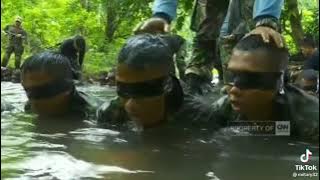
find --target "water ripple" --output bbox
[6,151,154,179]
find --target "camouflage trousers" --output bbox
[1,44,24,69]
[218,35,242,83]
[186,0,254,82]
[186,0,230,81]
[219,0,254,84]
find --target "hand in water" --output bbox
[246,26,284,48]
[133,17,170,34]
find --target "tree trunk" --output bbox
[286,0,304,49]
[105,0,118,42]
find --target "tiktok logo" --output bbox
[300,149,312,163]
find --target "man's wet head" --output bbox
[116,34,183,127]
[21,52,74,116]
[226,34,289,120]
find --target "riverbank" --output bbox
[1,50,117,84]
[1,66,115,86]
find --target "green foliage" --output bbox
[1,0,318,74]
[281,0,319,54]
[1,0,153,74]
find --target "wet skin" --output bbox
[21,71,72,117]
[227,50,279,121]
[116,64,169,127]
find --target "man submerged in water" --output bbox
[96,34,222,130]
[21,51,99,119]
[211,34,319,142]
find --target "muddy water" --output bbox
[1,82,319,180]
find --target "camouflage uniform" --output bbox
[186,0,230,81]
[173,40,187,80]
[1,24,27,69]
[211,84,319,141]
[219,0,255,83]
[152,0,283,86]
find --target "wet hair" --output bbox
[21,51,73,80]
[301,69,318,82]
[300,35,316,48]
[117,34,183,70]
[233,34,289,71]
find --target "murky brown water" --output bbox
[1,81,319,180]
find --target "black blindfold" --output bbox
[224,70,282,90]
[116,77,167,98]
[24,79,74,99]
